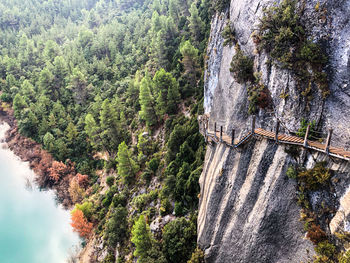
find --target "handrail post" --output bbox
[275,120,280,143]
[324,128,333,154]
[214,122,217,139]
[251,115,256,134]
[231,129,235,145]
[303,125,310,147]
[220,126,223,142]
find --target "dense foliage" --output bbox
[0,0,214,261]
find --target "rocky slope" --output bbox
[198,0,350,262]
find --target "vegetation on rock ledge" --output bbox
[256,0,329,97]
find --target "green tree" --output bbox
[163,217,197,263]
[84,113,101,150]
[169,0,180,23]
[100,98,126,154]
[52,56,68,101]
[116,141,139,184]
[153,68,180,115]
[65,122,78,144]
[17,107,39,138]
[167,124,187,162]
[139,75,157,126]
[13,94,28,119]
[105,205,128,247]
[179,40,200,95]
[43,40,59,62]
[137,132,152,157]
[187,248,205,263]
[20,80,36,102]
[69,68,89,104]
[43,132,55,152]
[38,68,55,97]
[131,215,152,260]
[188,2,205,43]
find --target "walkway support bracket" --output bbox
[214,122,217,139]
[275,120,280,143]
[251,116,256,134]
[220,126,223,142]
[303,125,310,147]
[231,129,235,145]
[325,128,333,154]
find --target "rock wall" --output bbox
[199,0,350,262]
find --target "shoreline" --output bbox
[0,103,92,262]
[0,109,82,262]
[0,103,75,207]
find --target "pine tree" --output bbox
[131,215,152,259]
[180,40,200,95]
[116,141,139,184]
[188,2,205,43]
[20,80,36,102]
[166,78,180,114]
[38,68,54,96]
[151,30,168,68]
[17,107,39,138]
[43,40,59,62]
[100,98,124,154]
[13,94,28,119]
[65,122,78,144]
[153,68,180,115]
[84,113,101,150]
[139,75,157,126]
[169,0,180,23]
[52,56,68,101]
[69,68,89,105]
[151,11,163,33]
[105,206,128,247]
[43,132,55,152]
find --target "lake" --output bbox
[0,123,80,263]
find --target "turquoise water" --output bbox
[0,124,80,263]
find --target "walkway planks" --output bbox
[198,116,350,162]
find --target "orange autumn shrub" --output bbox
[76,173,89,187]
[48,161,68,182]
[71,208,93,239]
[307,224,326,244]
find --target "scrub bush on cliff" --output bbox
[162,217,197,263]
[230,45,254,84]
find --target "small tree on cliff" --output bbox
[48,161,68,182]
[179,40,200,96]
[139,74,158,127]
[131,215,152,259]
[71,208,93,239]
[69,177,84,204]
[13,93,28,119]
[116,141,139,184]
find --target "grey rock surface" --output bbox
[199,0,350,262]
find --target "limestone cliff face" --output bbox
[199,1,350,262]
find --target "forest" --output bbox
[0,0,227,262]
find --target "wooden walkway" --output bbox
[199,115,350,162]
